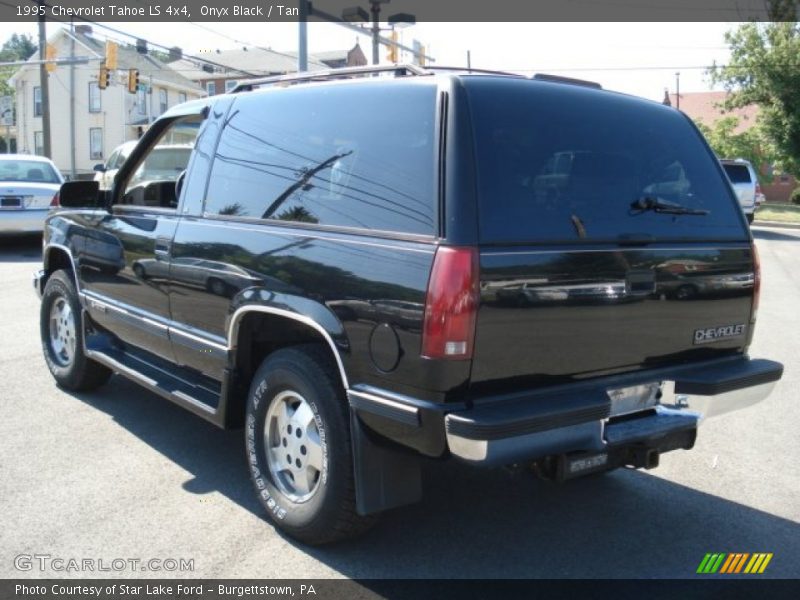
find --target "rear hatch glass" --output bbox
[464,78,747,244]
[722,163,752,184]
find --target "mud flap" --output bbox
[349,408,423,515]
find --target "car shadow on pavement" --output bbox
[752,228,800,242]
[69,375,799,579]
[0,234,42,263]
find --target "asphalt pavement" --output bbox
[0,227,798,579]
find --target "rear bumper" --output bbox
[348,356,782,466]
[0,208,48,234]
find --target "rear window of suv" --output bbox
[204,81,436,235]
[722,163,752,184]
[465,78,746,243]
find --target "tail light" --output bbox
[421,246,479,360]
[49,192,60,207]
[755,182,762,196]
[751,243,761,322]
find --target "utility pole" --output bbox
[675,71,680,110]
[370,1,381,65]
[69,21,76,179]
[467,50,471,72]
[298,0,308,72]
[37,1,51,158]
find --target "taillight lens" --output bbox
[50,192,60,207]
[421,246,479,360]
[751,243,760,322]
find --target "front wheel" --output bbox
[245,344,377,545]
[40,270,112,391]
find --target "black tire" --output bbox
[245,344,377,545]
[40,270,112,391]
[132,263,146,279]
[206,277,227,296]
[746,213,755,225]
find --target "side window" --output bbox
[105,150,119,169]
[118,115,202,209]
[204,83,437,235]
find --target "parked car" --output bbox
[720,158,760,224]
[0,154,63,234]
[93,141,137,191]
[35,66,782,545]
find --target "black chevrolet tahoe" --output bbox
[34,65,783,544]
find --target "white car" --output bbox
[720,158,760,224]
[0,155,64,235]
[93,140,137,190]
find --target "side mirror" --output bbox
[59,180,104,208]
[93,163,107,173]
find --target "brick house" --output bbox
[669,91,797,202]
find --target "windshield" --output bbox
[465,79,746,243]
[0,159,60,184]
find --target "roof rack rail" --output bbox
[231,63,431,93]
[532,73,602,89]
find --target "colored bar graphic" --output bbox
[699,552,772,575]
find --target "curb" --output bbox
[752,220,800,230]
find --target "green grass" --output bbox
[755,203,800,224]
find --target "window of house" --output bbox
[159,88,168,114]
[88,82,101,113]
[34,131,43,155]
[178,92,187,104]
[225,80,238,93]
[33,87,42,117]
[206,82,216,96]
[89,128,103,160]
[136,89,147,115]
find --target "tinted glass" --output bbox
[204,82,436,235]
[723,164,752,184]
[0,159,60,183]
[466,79,746,243]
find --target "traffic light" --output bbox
[98,65,110,89]
[105,41,118,70]
[386,31,398,63]
[45,44,57,73]
[127,69,140,94]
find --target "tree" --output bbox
[0,33,37,96]
[695,116,771,182]
[709,22,800,177]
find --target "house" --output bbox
[669,91,797,202]
[168,42,367,96]
[10,25,204,179]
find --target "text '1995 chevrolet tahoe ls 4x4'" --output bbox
[35,65,783,544]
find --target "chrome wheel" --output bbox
[49,297,77,367]
[263,390,324,503]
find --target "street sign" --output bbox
[0,96,13,126]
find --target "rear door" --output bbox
[462,78,754,393]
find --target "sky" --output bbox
[0,20,738,101]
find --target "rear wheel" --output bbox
[40,270,112,391]
[746,213,755,225]
[245,344,377,545]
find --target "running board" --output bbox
[85,341,224,427]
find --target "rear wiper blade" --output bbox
[630,196,709,216]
